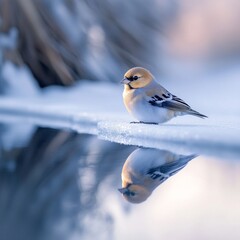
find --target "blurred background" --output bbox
[1,0,240,88]
[1,1,240,240]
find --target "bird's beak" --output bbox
[118,187,129,194]
[121,78,130,84]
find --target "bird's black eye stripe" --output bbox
[126,76,139,81]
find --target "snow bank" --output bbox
[0,62,240,159]
[1,95,239,160]
[0,98,105,135]
[98,119,240,159]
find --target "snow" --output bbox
[98,119,240,159]
[0,98,101,135]
[2,62,40,96]
[0,62,240,159]
[0,28,18,50]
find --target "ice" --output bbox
[0,62,240,158]
[0,98,100,135]
[1,90,239,159]
[0,76,128,136]
[98,118,240,159]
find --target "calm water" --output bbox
[0,123,240,240]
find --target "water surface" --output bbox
[0,123,240,240]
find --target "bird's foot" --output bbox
[145,122,158,125]
[130,121,158,125]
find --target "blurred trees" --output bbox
[0,0,166,87]
[0,0,82,87]
[1,0,239,88]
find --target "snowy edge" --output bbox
[98,121,240,160]
[0,97,240,160]
[0,98,100,135]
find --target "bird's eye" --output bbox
[130,192,135,196]
[133,76,138,80]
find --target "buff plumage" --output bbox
[121,67,207,124]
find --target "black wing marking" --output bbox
[147,162,187,180]
[147,155,196,181]
[148,93,191,111]
[148,92,171,106]
[148,92,207,118]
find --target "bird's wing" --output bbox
[145,86,207,118]
[147,154,196,181]
[145,87,191,112]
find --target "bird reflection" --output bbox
[119,148,197,204]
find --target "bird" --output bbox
[121,67,207,124]
[118,148,197,204]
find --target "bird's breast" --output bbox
[123,89,140,110]
[123,88,175,123]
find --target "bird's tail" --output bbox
[179,154,198,163]
[187,109,208,118]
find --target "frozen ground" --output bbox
[0,62,240,159]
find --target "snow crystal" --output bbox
[98,120,240,160]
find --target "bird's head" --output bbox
[118,184,151,204]
[121,67,154,89]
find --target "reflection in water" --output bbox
[0,124,134,240]
[1,123,240,240]
[0,127,81,240]
[119,148,197,204]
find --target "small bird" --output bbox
[118,148,197,204]
[121,67,207,124]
